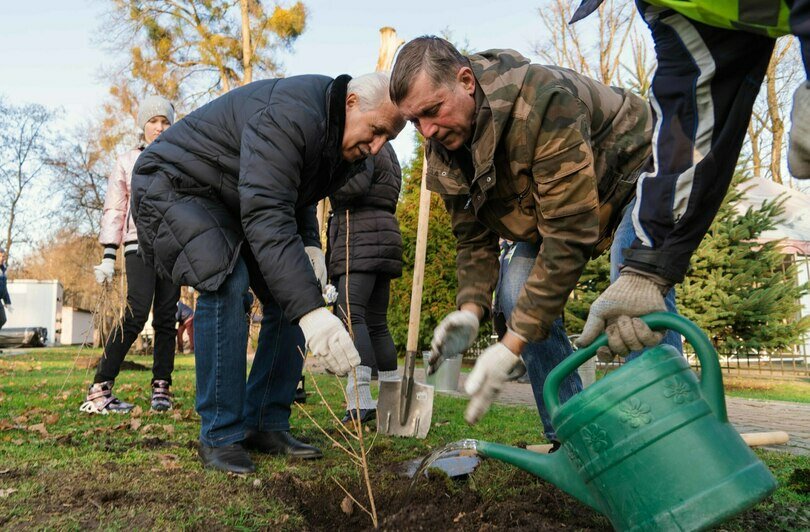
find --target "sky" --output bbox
[0,0,550,164]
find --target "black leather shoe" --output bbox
[198,443,255,474]
[242,430,323,460]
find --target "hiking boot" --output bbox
[79,381,134,414]
[150,380,173,411]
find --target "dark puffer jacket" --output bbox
[327,142,403,279]
[132,75,364,322]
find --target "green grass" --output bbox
[594,368,810,404]
[0,347,808,530]
[722,376,810,404]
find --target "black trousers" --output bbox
[627,1,777,282]
[95,253,180,384]
[0,303,6,330]
[333,272,397,372]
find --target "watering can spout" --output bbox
[475,440,600,512]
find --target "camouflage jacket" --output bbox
[425,49,652,342]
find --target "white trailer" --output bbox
[4,280,63,346]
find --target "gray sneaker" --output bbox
[79,381,134,414]
[150,380,173,412]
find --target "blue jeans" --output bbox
[610,199,683,361]
[194,256,305,447]
[496,241,582,441]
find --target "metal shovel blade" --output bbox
[377,350,434,439]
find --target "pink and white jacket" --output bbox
[99,147,144,256]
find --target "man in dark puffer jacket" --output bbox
[327,142,403,425]
[132,72,405,474]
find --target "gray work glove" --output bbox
[429,309,479,375]
[464,342,521,424]
[93,258,115,285]
[298,307,360,376]
[577,272,667,360]
[304,246,328,289]
[788,81,810,179]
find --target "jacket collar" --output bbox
[324,74,365,189]
[467,49,530,183]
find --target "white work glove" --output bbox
[464,342,521,424]
[428,309,479,375]
[322,283,338,305]
[577,272,666,360]
[298,307,360,376]
[304,246,328,289]
[93,258,115,285]
[788,82,810,179]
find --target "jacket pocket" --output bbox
[169,174,214,197]
[592,170,638,258]
[533,152,596,220]
[426,168,469,196]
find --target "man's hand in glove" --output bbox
[93,258,115,285]
[577,271,668,360]
[298,307,360,376]
[429,308,480,375]
[464,342,522,424]
[304,246,328,289]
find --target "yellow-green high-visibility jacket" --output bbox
[572,0,791,37]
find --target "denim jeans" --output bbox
[194,256,305,447]
[496,241,582,441]
[610,199,683,361]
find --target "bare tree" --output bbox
[0,100,55,259]
[743,38,803,185]
[48,123,115,235]
[533,0,640,87]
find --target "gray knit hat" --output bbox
[137,95,175,130]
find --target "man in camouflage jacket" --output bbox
[390,36,665,424]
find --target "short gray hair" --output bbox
[390,36,468,104]
[347,72,391,111]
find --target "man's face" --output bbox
[396,68,477,151]
[342,95,405,162]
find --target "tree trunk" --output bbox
[748,121,763,178]
[240,0,253,85]
[765,56,784,184]
[375,27,404,72]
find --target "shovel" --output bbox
[377,349,434,438]
[378,164,435,439]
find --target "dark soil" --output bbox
[267,465,611,531]
[2,452,807,531]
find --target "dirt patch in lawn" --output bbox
[1,451,807,531]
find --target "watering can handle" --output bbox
[543,312,727,423]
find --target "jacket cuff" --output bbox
[506,312,550,344]
[622,247,685,285]
[456,294,491,323]
[102,244,118,261]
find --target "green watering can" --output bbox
[475,313,777,531]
